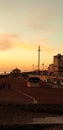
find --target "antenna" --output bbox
[38,46,41,74]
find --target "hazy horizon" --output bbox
[0,0,63,72]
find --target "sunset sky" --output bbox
[0,0,63,72]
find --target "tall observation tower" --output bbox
[38,46,41,74]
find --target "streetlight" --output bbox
[42,63,44,71]
[32,64,34,72]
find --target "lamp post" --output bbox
[32,64,34,72]
[42,63,44,72]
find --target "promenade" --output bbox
[0,75,63,104]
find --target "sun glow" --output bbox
[0,0,63,72]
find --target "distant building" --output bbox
[11,68,21,76]
[53,54,63,76]
[48,64,54,75]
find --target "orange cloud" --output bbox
[0,33,18,39]
[0,39,11,51]
[0,33,56,54]
[0,33,19,51]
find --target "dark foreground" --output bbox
[0,104,63,129]
[0,76,63,129]
[0,124,63,130]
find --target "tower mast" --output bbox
[38,46,41,74]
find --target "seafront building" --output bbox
[53,54,63,76]
[48,64,54,75]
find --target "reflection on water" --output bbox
[32,116,63,124]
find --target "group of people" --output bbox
[0,83,11,89]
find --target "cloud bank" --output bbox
[0,33,60,54]
[0,34,19,51]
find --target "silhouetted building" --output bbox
[48,64,54,75]
[11,68,21,76]
[53,54,63,76]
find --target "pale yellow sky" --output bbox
[0,0,63,72]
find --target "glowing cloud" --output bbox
[0,33,19,51]
[0,33,56,54]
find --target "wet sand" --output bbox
[0,104,63,125]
